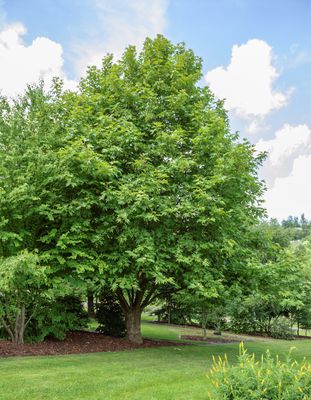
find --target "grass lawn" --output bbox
[0,320,311,400]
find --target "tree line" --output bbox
[155,217,311,339]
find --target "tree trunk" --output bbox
[297,320,300,337]
[167,306,171,325]
[1,303,35,345]
[87,291,95,318]
[13,307,25,344]
[14,328,24,344]
[202,307,208,339]
[125,307,142,344]
[116,284,158,344]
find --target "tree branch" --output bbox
[141,285,158,309]
[0,316,14,342]
[133,276,149,308]
[24,310,35,330]
[116,288,130,312]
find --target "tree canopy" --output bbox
[0,35,266,343]
[59,35,265,342]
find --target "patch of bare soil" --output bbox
[180,335,240,344]
[0,331,182,358]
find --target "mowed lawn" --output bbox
[0,321,311,400]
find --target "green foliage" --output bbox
[203,303,226,333]
[95,290,126,337]
[259,215,311,246]
[62,35,265,341]
[0,250,48,343]
[0,249,88,343]
[281,214,311,241]
[0,84,97,342]
[270,317,293,340]
[0,86,65,256]
[155,287,226,337]
[208,343,311,400]
[0,37,275,344]
[27,295,89,342]
[155,299,194,325]
[228,232,311,338]
[228,291,281,335]
[0,34,309,347]
[0,84,96,288]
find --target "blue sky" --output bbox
[0,0,311,220]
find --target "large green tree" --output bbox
[61,35,265,342]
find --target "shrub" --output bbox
[27,295,89,342]
[202,307,226,333]
[227,297,258,334]
[270,317,293,340]
[154,303,193,325]
[95,291,126,337]
[0,251,48,344]
[208,343,311,399]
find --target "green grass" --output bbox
[0,321,311,400]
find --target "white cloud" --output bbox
[0,23,76,98]
[74,0,169,75]
[264,155,311,220]
[255,124,311,219]
[257,124,311,167]
[256,124,311,187]
[247,120,269,134]
[205,39,290,120]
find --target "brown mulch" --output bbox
[0,331,183,358]
[180,335,240,344]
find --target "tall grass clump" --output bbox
[208,343,311,399]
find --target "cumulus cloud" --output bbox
[255,124,311,219]
[212,39,311,219]
[74,0,169,75]
[0,23,76,98]
[247,120,269,134]
[264,154,311,220]
[256,124,311,186]
[205,39,290,120]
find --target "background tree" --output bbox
[0,85,93,342]
[228,224,311,338]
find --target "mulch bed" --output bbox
[180,335,240,344]
[0,331,182,358]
